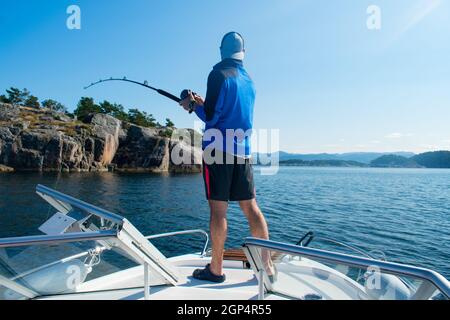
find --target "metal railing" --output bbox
[36,184,124,225]
[243,237,450,299]
[0,230,119,300]
[145,229,209,257]
[0,230,117,248]
[297,231,386,260]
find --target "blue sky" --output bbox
[1,0,449,153]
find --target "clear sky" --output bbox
[1,0,449,154]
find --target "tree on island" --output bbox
[74,97,102,120]
[74,97,159,128]
[128,108,157,127]
[6,87,27,105]
[24,95,40,109]
[98,101,128,122]
[1,87,167,128]
[1,87,31,106]
[42,99,67,113]
[0,87,71,112]
[165,118,175,127]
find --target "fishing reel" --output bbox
[180,89,197,114]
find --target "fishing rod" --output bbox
[84,77,195,113]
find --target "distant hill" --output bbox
[258,151,450,169]
[412,151,450,168]
[369,151,450,168]
[279,159,367,167]
[370,155,422,168]
[255,151,416,164]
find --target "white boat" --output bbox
[0,185,448,300]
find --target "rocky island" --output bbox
[0,103,202,173]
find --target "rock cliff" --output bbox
[0,103,202,173]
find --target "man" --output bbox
[179,32,270,283]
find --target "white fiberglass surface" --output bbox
[246,246,448,300]
[0,239,140,300]
[39,256,264,300]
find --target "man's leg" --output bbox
[209,199,229,276]
[239,199,275,277]
[239,199,269,240]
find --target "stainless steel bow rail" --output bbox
[297,231,382,259]
[0,185,211,300]
[243,237,450,300]
[0,229,209,300]
[36,184,124,226]
[146,229,209,257]
[0,230,117,248]
[0,231,119,299]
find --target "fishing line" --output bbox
[84,77,196,113]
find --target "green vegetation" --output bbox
[0,87,67,112]
[369,152,450,168]
[73,97,173,128]
[127,108,157,127]
[412,151,450,168]
[1,86,175,129]
[42,99,67,113]
[279,159,367,167]
[165,118,175,128]
[159,128,173,138]
[98,101,128,121]
[74,97,101,119]
[1,87,33,106]
[277,152,450,169]
[0,87,40,109]
[24,95,40,109]
[370,155,421,168]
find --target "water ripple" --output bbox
[0,167,449,279]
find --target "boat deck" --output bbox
[38,255,281,300]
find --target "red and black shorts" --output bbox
[202,152,255,202]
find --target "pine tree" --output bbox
[74,97,101,120]
[24,95,40,109]
[165,118,175,127]
[5,87,30,105]
[42,99,67,113]
[128,108,156,127]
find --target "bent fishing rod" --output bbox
[84,77,196,113]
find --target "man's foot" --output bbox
[192,264,226,283]
[265,260,278,283]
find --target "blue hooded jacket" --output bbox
[195,59,255,157]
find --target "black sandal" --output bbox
[192,264,226,283]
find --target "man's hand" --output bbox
[179,92,205,112]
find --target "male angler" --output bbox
[180,32,271,283]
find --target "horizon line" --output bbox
[255,150,450,155]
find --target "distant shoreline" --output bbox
[273,165,450,169]
[255,151,450,169]
[2,102,450,172]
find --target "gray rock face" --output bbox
[168,129,202,173]
[0,107,122,172]
[113,126,202,173]
[88,113,121,166]
[0,103,20,121]
[113,125,170,172]
[0,104,202,173]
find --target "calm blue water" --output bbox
[0,167,449,279]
